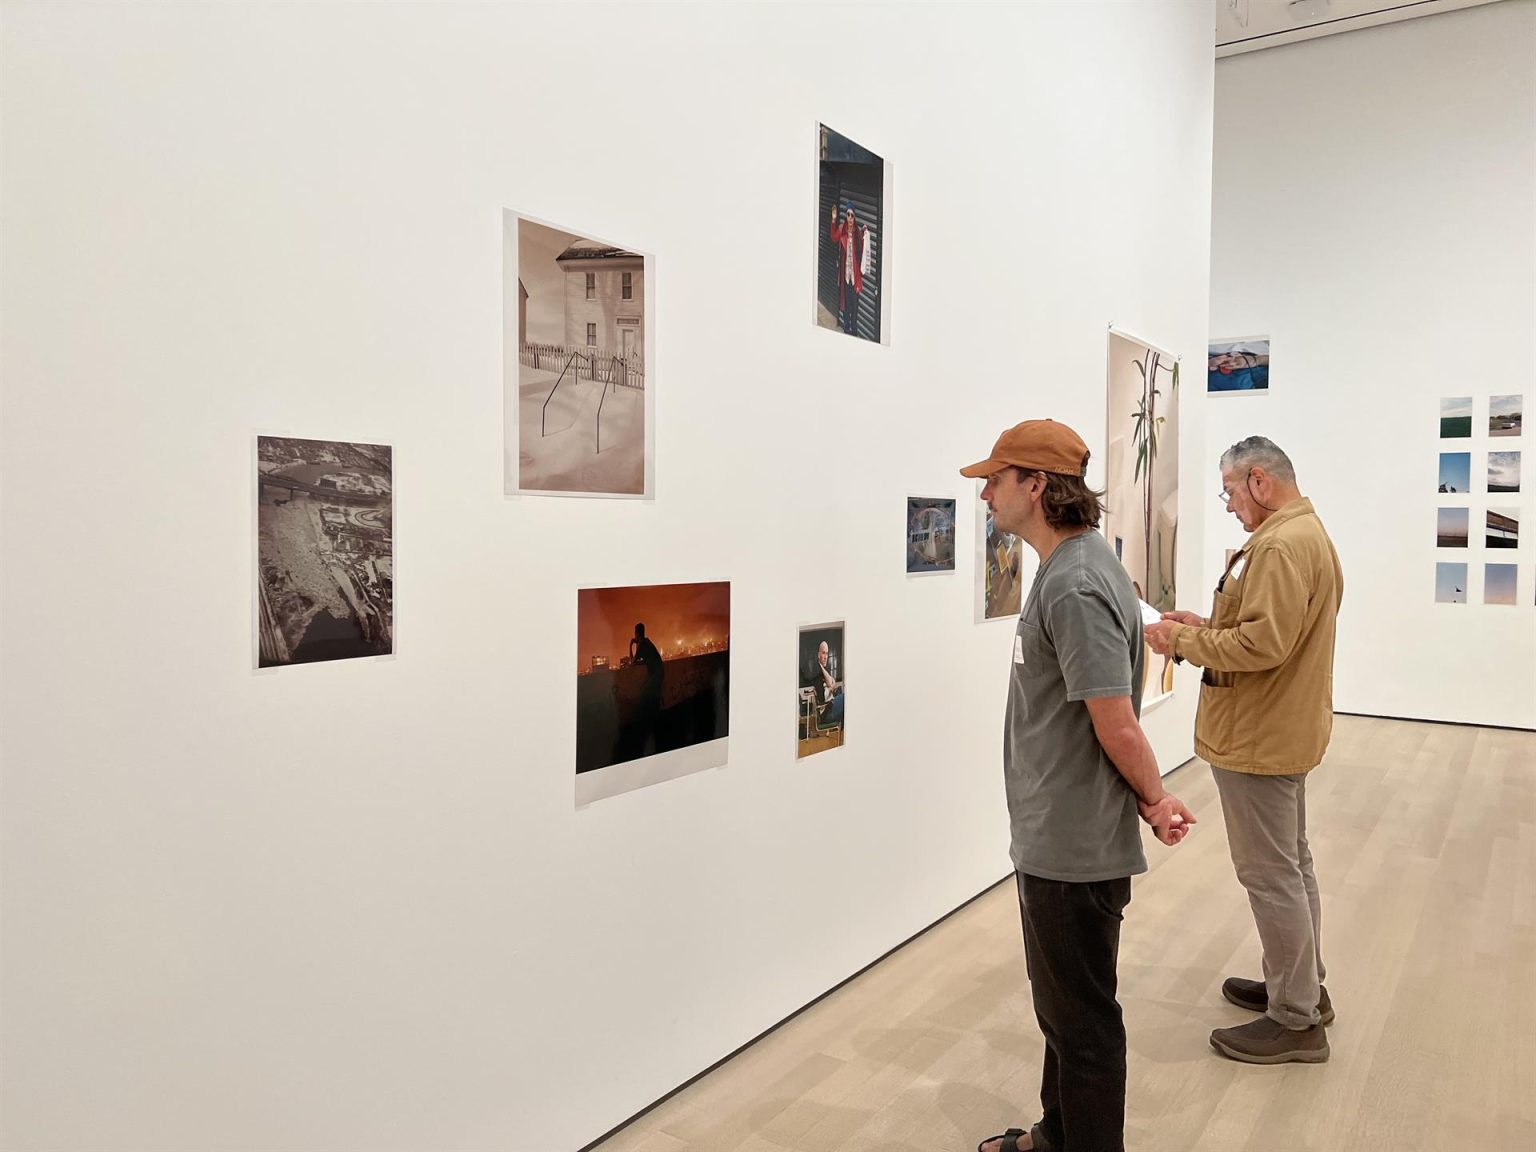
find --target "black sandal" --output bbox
[977,1129,1026,1152]
[978,1124,1053,1152]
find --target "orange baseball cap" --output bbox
[959,419,1090,479]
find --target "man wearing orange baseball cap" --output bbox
[964,419,1194,1152]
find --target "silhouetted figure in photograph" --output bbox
[629,623,665,755]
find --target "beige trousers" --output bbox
[1213,766,1327,1029]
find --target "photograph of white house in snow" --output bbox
[505,212,652,498]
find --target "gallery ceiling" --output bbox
[1215,0,1507,56]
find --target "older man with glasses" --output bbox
[1144,435,1344,1065]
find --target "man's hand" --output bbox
[1139,794,1195,846]
[1161,610,1206,627]
[1144,619,1179,656]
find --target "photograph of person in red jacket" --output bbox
[816,123,884,343]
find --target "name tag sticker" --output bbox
[1014,635,1025,664]
[1230,553,1247,580]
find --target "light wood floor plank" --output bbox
[592,716,1536,1152]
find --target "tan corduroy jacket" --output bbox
[1167,497,1343,775]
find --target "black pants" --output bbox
[1016,871,1131,1152]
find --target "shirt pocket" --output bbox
[1197,678,1247,761]
[1015,621,1053,680]
[1209,588,1242,630]
[1200,589,1241,689]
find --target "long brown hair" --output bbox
[1036,462,1106,530]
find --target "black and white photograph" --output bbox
[505,212,650,498]
[1488,451,1521,493]
[1436,507,1469,548]
[1490,394,1523,437]
[575,581,729,804]
[256,436,393,668]
[816,123,886,344]
[1487,508,1519,549]
[906,497,956,574]
[797,622,845,760]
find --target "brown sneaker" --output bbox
[1221,977,1335,1026]
[1210,1017,1330,1064]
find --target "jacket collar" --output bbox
[1248,496,1314,546]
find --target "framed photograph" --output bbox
[975,483,1024,622]
[255,436,393,668]
[1487,508,1519,549]
[815,123,888,344]
[574,581,729,805]
[796,621,845,760]
[1439,396,1473,439]
[1489,395,1523,438]
[1434,562,1467,604]
[505,212,652,498]
[906,497,957,574]
[1207,336,1269,393]
[1488,451,1521,494]
[1485,564,1518,607]
[1437,452,1471,494]
[1436,507,1469,548]
[1106,329,1180,701]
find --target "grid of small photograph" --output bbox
[1435,394,1527,605]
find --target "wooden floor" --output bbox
[591,716,1536,1152]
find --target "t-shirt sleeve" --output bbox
[1046,586,1134,701]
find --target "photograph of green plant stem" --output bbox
[1105,329,1180,700]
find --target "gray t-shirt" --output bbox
[1005,530,1147,882]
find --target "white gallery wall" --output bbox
[1208,0,1536,731]
[0,3,1214,1149]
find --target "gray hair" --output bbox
[1221,436,1296,483]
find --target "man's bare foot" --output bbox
[979,1132,1031,1152]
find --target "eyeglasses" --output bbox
[1218,469,1258,505]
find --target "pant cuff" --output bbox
[1267,1008,1320,1029]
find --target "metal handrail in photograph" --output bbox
[595,355,633,454]
[541,351,593,437]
